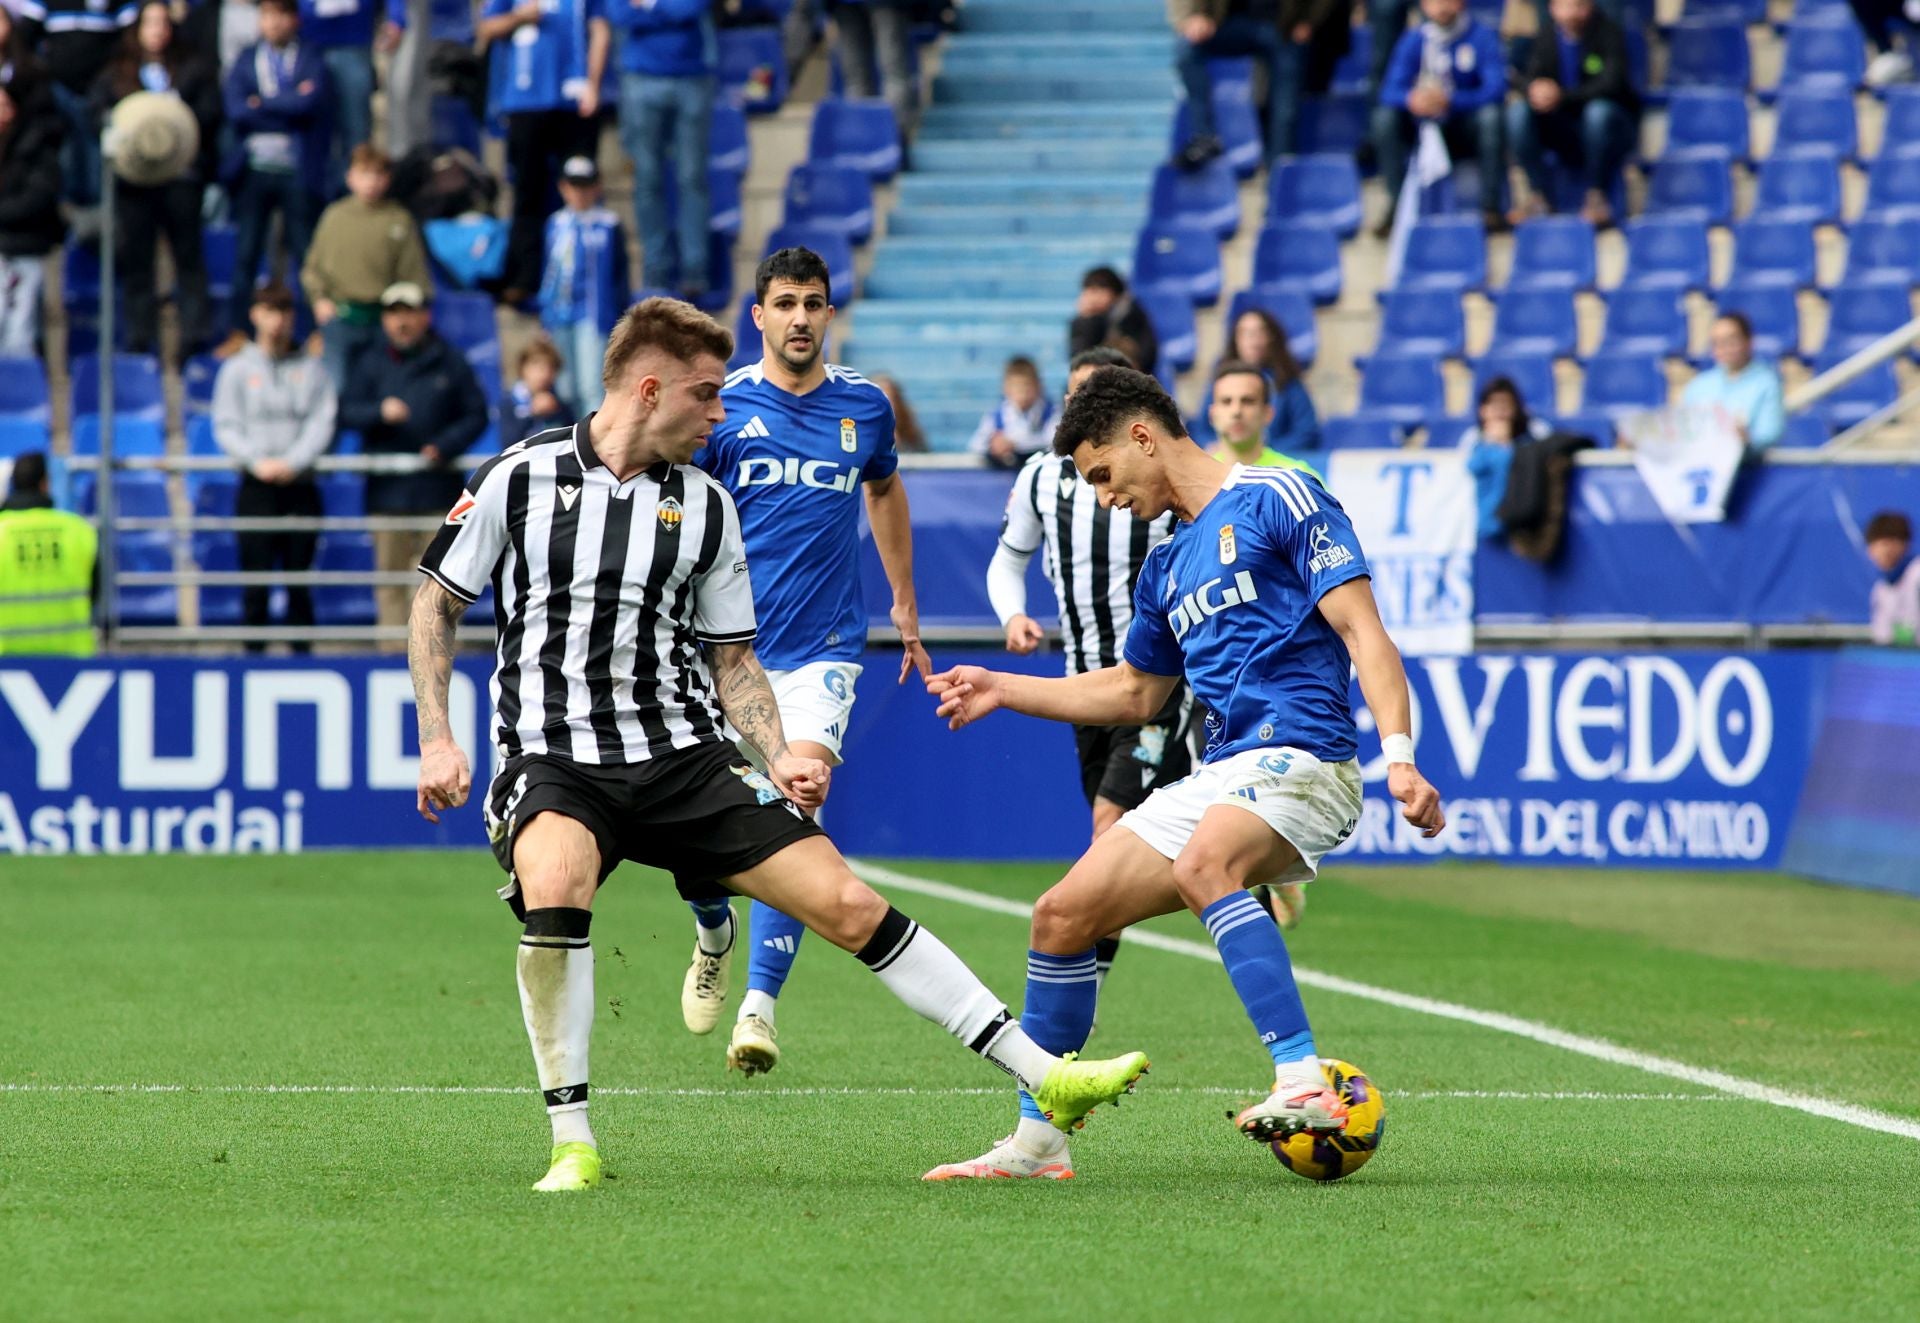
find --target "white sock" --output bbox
[854,906,1059,1092]
[694,906,735,957]
[1275,1054,1325,1091]
[518,908,598,1150]
[739,988,776,1024]
[1013,1116,1068,1157]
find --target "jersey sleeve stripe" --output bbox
[1242,472,1308,521]
[696,628,757,644]
[418,562,480,603]
[1276,468,1321,514]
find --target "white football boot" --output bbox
[680,945,731,1035]
[1231,1077,1349,1143]
[726,1013,780,1076]
[922,1134,1074,1181]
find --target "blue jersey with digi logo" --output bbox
[696,363,899,670]
[1123,465,1371,764]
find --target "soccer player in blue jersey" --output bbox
[677,246,933,1074]
[924,366,1446,1180]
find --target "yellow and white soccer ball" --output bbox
[1270,1058,1386,1182]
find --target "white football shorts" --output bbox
[1116,746,1363,886]
[761,660,862,764]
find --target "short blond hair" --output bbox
[602,297,734,390]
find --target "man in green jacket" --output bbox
[0,452,97,656]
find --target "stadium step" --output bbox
[863,264,1092,302]
[918,104,1172,140]
[931,70,1179,104]
[909,139,1165,175]
[894,173,1151,208]
[884,205,1144,240]
[840,341,1070,375]
[959,0,1167,35]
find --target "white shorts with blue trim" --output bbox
[1115,746,1363,886]
[762,661,862,764]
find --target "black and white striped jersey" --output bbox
[993,452,1177,675]
[418,420,756,765]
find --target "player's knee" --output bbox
[1171,850,1236,913]
[1031,885,1098,952]
[815,875,889,951]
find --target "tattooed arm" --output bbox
[410,578,472,822]
[707,641,829,811]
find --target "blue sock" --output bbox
[1015,948,1098,1123]
[688,897,734,955]
[745,900,807,999]
[1200,892,1316,1066]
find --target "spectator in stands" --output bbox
[1462,376,1552,539]
[1367,0,1413,97]
[835,0,918,144]
[1683,312,1785,451]
[1207,359,1321,476]
[1852,0,1919,87]
[211,282,337,652]
[1506,0,1636,228]
[0,451,97,656]
[873,373,927,452]
[1069,266,1158,378]
[298,0,378,193]
[340,280,487,642]
[92,0,222,357]
[217,0,329,356]
[476,0,608,306]
[0,84,64,356]
[617,0,715,304]
[302,144,432,388]
[500,337,573,446]
[1370,0,1508,234]
[538,154,628,414]
[1866,510,1919,646]
[0,9,56,118]
[1168,0,1343,167]
[1228,306,1320,455]
[217,0,264,73]
[970,355,1057,469]
[22,0,131,211]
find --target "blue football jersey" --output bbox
[483,0,604,114]
[696,363,898,670]
[1123,465,1371,764]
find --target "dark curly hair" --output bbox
[1052,366,1185,457]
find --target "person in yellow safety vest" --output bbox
[1205,359,1324,483]
[0,451,98,656]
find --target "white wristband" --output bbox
[1381,733,1416,766]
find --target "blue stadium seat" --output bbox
[185,412,222,457]
[1552,410,1617,446]
[1726,218,1818,287]
[809,98,901,180]
[1251,225,1343,305]
[1620,217,1712,290]
[1770,89,1856,161]
[1812,349,1898,431]
[71,468,168,519]
[1356,352,1446,426]
[1505,216,1596,291]
[1138,288,1198,373]
[1881,87,1920,150]
[1266,155,1362,237]
[1864,145,1920,217]
[1134,221,1223,305]
[64,239,102,307]
[181,353,220,416]
[1822,279,1915,357]
[1471,352,1557,417]
[1777,16,1866,92]
[1329,26,1371,94]
[1598,287,1690,359]
[1713,280,1802,360]
[1662,88,1750,161]
[1205,57,1254,100]
[764,224,856,306]
[0,416,50,458]
[710,101,750,176]
[202,224,239,306]
[729,298,760,371]
[69,353,163,421]
[314,533,377,626]
[435,291,497,353]
[706,168,743,240]
[1394,215,1487,293]
[783,164,874,244]
[1422,418,1472,448]
[1682,0,1767,22]
[114,531,178,626]
[1841,214,1920,286]
[0,355,50,420]
[191,529,241,625]
[69,415,166,456]
[191,469,237,520]
[318,474,364,518]
[1755,151,1841,226]
[1666,19,1751,90]
[1225,287,1318,366]
[1645,152,1734,225]
[430,96,481,154]
[1374,288,1466,359]
[1489,287,1580,358]
[1777,412,1831,447]
[1171,93,1263,179]
[1321,414,1408,450]
[1580,351,1670,414]
[720,27,788,113]
[1149,160,1240,239]
[1295,93,1369,156]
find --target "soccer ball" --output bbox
[1270,1058,1386,1182]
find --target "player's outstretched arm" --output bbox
[408,578,471,823]
[1316,579,1446,838]
[707,641,829,811]
[864,473,934,683]
[927,662,1177,731]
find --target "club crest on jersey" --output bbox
[1307,521,1355,573]
[840,417,858,452]
[1218,523,1237,565]
[445,492,476,525]
[657,496,683,532]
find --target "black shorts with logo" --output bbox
[1072,687,1193,812]
[483,740,824,918]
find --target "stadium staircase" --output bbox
[835,0,1178,450]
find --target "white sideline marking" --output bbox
[850,860,1920,1145]
[0,1084,1734,1102]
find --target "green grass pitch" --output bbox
[4,853,1919,1320]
